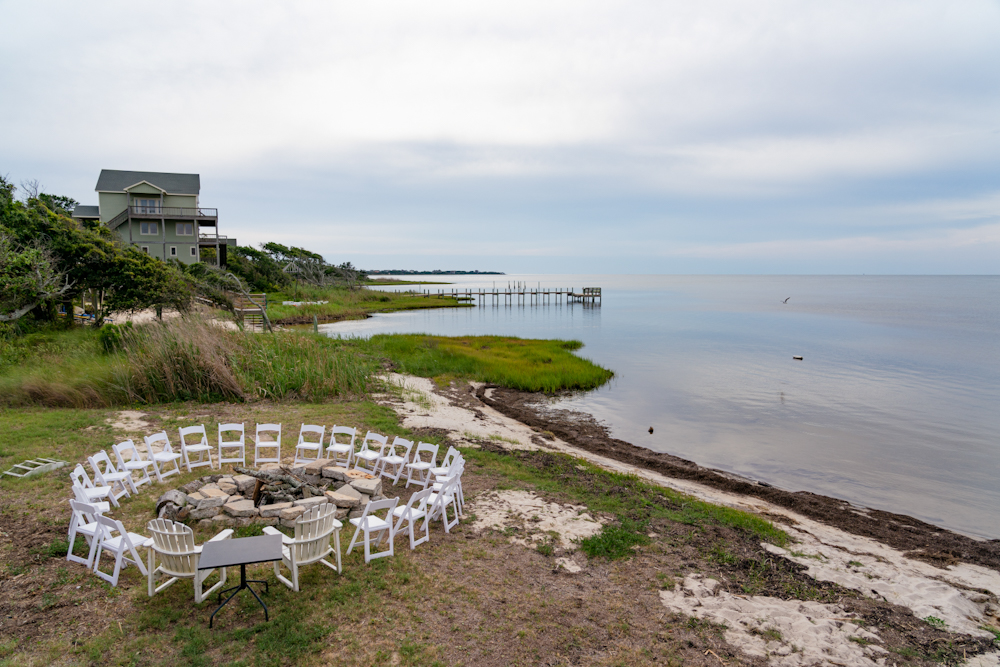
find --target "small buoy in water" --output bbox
[793,355,803,360]
[648,426,654,434]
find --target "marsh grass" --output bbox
[369,334,614,393]
[267,286,464,324]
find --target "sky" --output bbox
[1,1,998,274]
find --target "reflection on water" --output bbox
[325,275,1000,538]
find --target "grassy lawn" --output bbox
[369,335,613,393]
[0,399,815,667]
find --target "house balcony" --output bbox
[128,205,218,220]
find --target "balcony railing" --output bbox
[129,205,218,218]
[198,233,229,242]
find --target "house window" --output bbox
[140,222,158,235]
[190,247,197,257]
[140,246,149,254]
[176,222,194,236]
[134,198,160,214]
[170,246,177,256]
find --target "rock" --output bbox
[350,477,382,497]
[219,475,235,485]
[292,496,328,510]
[181,480,205,494]
[258,517,279,526]
[197,519,214,529]
[156,490,188,514]
[345,470,375,481]
[158,502,179,520]
[208,475,223,483]
[176,506,190,520]
[302,474,323,486]
[193,495,227,511]
[259,502,294,518]
[189,506,223,520]
[321,466,350,482]
[233,474,256,494]
[348,508,364,519]
[280,518,298,529]
[304,459,334,475]
[223,499,259,518]
[211,515,233,527]
[280,506,306,522]
[359,493,371,506]
[260,463,282,472]
[325,489,360,508]
[200,475,214,483]
[334,508,349,520]
[217,481,238,496]
[200,487,230,500]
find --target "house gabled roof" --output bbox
[95,170,200,195]
[72,205,101,219]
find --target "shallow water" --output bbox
[323,275,1000,538]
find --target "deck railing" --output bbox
[128,206,218,218]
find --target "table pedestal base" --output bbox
[209,563,269,628]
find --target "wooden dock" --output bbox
[411,285,601,306]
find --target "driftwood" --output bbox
[234,466,328,507]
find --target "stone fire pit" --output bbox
[155,459,390,529]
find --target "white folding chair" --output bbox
[254,423,282,466]
[392,487,434,550]
[263,504,343,592]
[326,426,356,469]
[112,439,154,490]
[71,483,111,516]
[353,431,387,474]
[93,514,148,587]
[293,424,326,466]
[379,437,414,486]
[67,500,110,568]
[144,431,182,483]
[178,425,216,472]
[432,457,465,515]
[88,451,133,506]
[427,475,462,533]
[146,519,233,603]
[217,423,246,466]
[404,442,439,489]
[429,446,460,481]
[347,498,399,563]
[71,464,113,506]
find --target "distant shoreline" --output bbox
[368,270,506,275]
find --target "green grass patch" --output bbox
[369,334,613,392]
[266,285,466,324]
[580,520,650,560]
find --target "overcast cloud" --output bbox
[2,0,998,273]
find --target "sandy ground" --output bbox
[380,373,1000,667]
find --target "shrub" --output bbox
[97,322,133,353]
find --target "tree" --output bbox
[0,231,74,322]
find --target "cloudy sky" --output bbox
[2,1,998,273]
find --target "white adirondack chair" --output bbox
[178,425,215,472]
[347,497,399,563]
[379,437,414,486]
[427,474,462,533]
[293,424,325,465]
[144,431,182,483]
[92,514,147,587]
[326,426,356,469]
[67,499,110,568]
[392,487,434,550]
[145,519,233,603]
[254,423,282,466]
[217,423,246,466]
[353,432,387,474]
[112,439,154,490]
[262,504,343,592]
[88,451,133,506]
[71,464,113,506]
[404,442,439,489]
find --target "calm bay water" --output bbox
[323,275,1000,539]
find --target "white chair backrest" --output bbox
[113,439,143,467]
[179,425,209,447]
[256,423,282,444]
[72,464,96,489]
[298,424,325,446]
[146,518,198,576]
[360,431,387,454]
[359,497,398,525]
[292,504,339,564]
[329,426,356,449]
[218,423,245,445]
[89,450,119,477]
[386,437,414,460]
[144,430,174,454]
[413,442,439,466]
[69,499,104,526]
[400,487,433,519]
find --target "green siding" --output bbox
[162,194,197,208]
[98,192,128,222]
[125,183,163,195]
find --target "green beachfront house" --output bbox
[72,169,235,266]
